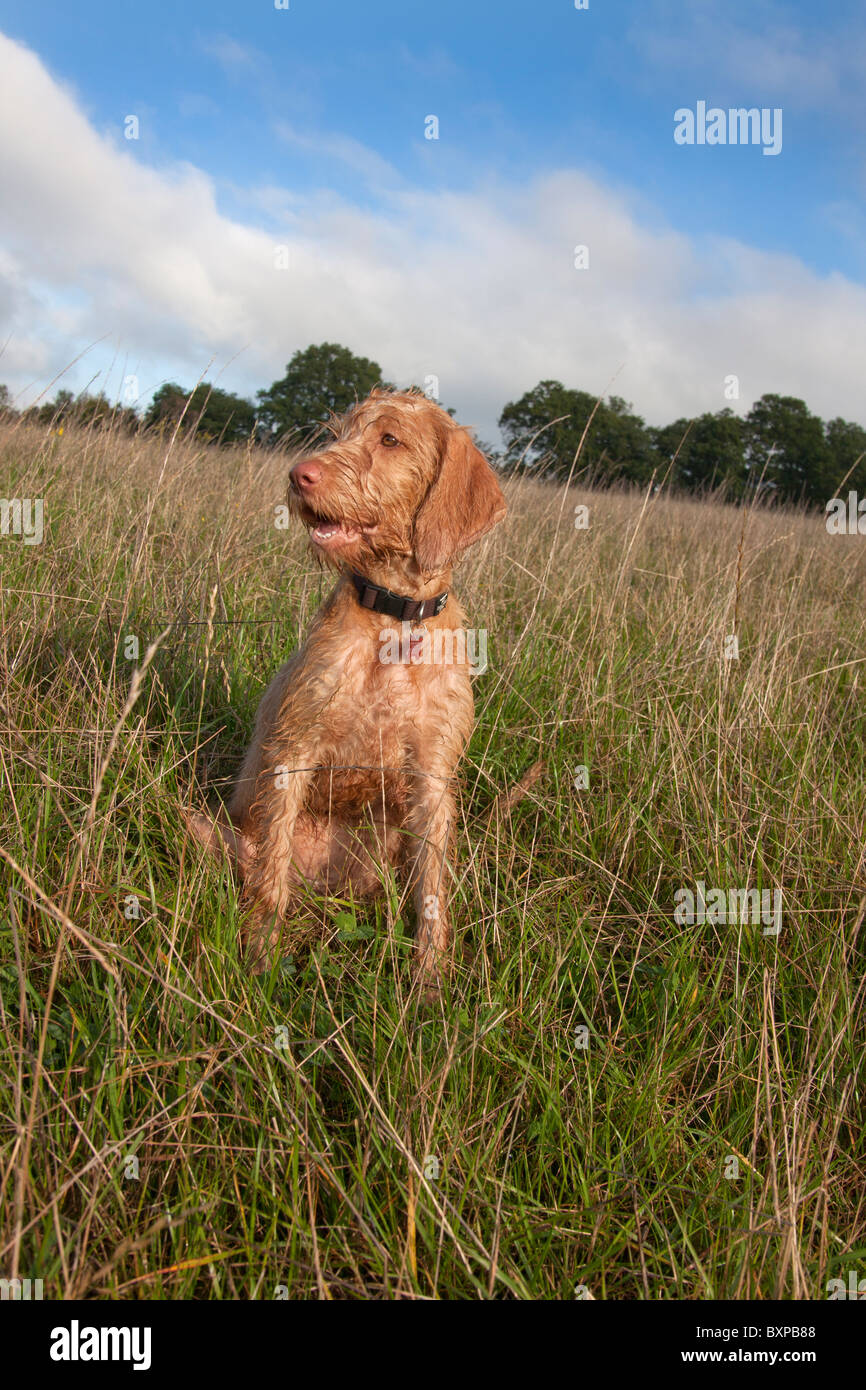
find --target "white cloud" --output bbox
[201,36,264,77]
[0,30,865,438]
[628,0,866,117]
[274,122,400,187]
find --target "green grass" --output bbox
[1,415,864,1299]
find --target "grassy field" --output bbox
[1,412,864,1300]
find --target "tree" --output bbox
[651,409,746,496]
[144,382,187,431]
[0,384,13,413]
[743,394,832,505]
[63,391,137,433]
[144,382,257,443]
[257,343,383,443]
[596,395,657,483]
[41,388,75,424]
[498,380,655,483]
[824,417,866,498]
[20,388,138,433]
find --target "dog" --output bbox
[187,388,507,989]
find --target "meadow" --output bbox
[1,412,863,1299]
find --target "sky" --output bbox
[0,0,864,444]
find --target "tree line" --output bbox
[499,381,866,506]
[2,343,863,506]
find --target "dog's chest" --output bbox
[304,629,470,816]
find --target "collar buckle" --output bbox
[350,571,449,622]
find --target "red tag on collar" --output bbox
[407,628,427,663]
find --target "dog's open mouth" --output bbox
[293,499,378,551]
[306,515,361,550]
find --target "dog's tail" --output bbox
[489,759,545,817]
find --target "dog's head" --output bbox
[288,389,506,579]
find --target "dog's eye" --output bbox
[381,433,400,447]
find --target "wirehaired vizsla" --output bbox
[188,388,506,989]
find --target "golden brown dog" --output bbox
[188,388,506,987]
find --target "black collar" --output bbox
[349,571,448,622]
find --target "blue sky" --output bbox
[0,0,864,440]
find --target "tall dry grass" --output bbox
[0,413,863,1298]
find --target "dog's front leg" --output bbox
[405,769,458,989]
[242,745,316,963]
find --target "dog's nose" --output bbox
[290,459,322,492]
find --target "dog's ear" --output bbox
[413,427,507,573]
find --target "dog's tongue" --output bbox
[313,521,342,539]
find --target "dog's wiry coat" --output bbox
[188,389,506,987]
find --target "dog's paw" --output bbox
[184,807,253,874]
